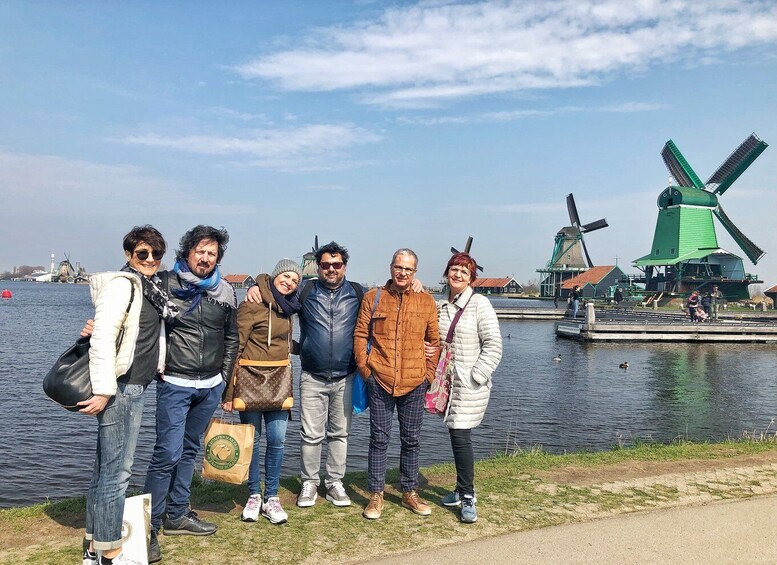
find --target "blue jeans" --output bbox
[572,299,579,319]
[85,382,146,551]
[239,409,288,498]
[144,378,225,531]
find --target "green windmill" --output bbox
[634,133,768,300]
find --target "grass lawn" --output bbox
[2,439,776,564]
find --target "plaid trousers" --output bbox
[367,376,427,493]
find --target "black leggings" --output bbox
[448,428,475,496]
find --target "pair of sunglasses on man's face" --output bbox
[134,249,164,261]
[319,261,344,270]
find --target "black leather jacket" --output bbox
[162,271,239,381]
[299,279,362,379]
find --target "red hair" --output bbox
[443,252,478,285]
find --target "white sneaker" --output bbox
[297,480,318,508]
[262,496,288,524]
[108,552,144,565]
[325,481,351,507]
[241,494,261,522]
[82,550,98,565]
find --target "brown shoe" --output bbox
[363,491,384,520]
[401,490,431,516]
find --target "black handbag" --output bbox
[43,285,134,412]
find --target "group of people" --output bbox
[687,285,722,322]
[80,225,503,565]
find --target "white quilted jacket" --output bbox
[438,286,502,429]
[88,272,144,396]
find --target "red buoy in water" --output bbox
[1,289,11,299]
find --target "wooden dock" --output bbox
[494,307,565,320]
[554,304,777,343]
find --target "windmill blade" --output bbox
[581,218,608,233]
[714,205,766,264]
[661,141,704,189]
[580,233,594,268]
[312,235,319,253]
[449,242,484,271]
[566,194,581,226]
[706,133,768,195]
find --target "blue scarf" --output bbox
[172,258,236,314]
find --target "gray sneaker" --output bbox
[460,494,477,523]
[441,490,477,507]
[325,481,351,507]
[297,480,319,508]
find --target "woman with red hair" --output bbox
[437,252,502,523]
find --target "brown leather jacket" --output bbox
[354,281,440,397]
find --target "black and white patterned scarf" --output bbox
[121,263,179,321]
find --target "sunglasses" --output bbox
[319,261,344,270]
[134,249,164,261]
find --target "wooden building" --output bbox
[225,274,256,289]
[471,277,523,295]
[765,284,777,310]
[560,265,625,299]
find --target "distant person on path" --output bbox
[701,291,712,316]
[553,285,560,308]
[144,225,238,563]
[436,253,502,523]
[81,225,174,565]
[354,248,440,520]
[614,287,623,305]
[687,290,701,322]
[570,285,581,318]
[223,259,302,525]
[710,285,723,319]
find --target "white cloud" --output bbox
[234,0,777,107]
[398,100,664,125]
[0,151,246,216]
[119,124,382,171]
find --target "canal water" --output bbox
[1,281,776,508]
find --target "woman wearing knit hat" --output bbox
[222,259,302,524]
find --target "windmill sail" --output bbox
[581,218,608,233]
[566,193,582,226]
[713,205,765,264]
[662,141,704,189]
[707,134,768,195]
[450,236,483,271]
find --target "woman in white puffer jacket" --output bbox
[80,225,173,565]
[437,252,502,524]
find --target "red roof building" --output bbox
[224,274,255,288]
[560,265,625,299]
[470,277,522,295]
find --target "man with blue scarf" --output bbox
[144,225,238,563]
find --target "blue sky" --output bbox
[2,0,777,288]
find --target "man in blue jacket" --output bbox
[294,241,362,507]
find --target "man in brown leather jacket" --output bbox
[354,248,440,520]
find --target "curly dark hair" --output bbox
[176,225,229,263]
[315,241,350,265]
[123,225,166,255]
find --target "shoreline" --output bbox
[3,439,777,564]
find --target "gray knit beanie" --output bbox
[271,258,302,279]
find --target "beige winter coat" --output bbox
[438,286,502,429]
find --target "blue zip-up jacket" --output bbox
[299,279,362,379]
